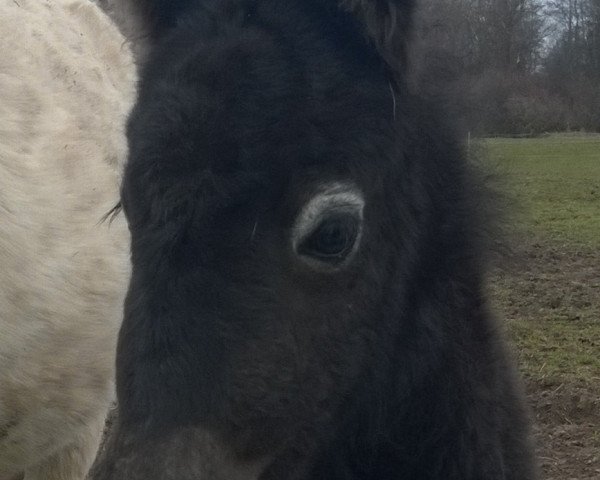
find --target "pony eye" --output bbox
[298,214,359,263]
[292,182,365,267]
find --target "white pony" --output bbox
[0,1,135,478]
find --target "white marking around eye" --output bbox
[292,182,365,255]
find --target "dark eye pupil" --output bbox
[316,221,348,254]
[299,215,358,261]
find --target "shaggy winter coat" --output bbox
[0,1,135,478]
[92,1,538,480]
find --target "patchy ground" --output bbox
[491,239,600,480]
[529,379,600,480]
[487,134,600,480]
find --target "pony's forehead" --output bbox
[125,2,395,222]
[130,62,390,189]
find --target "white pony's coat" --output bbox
[0,1,135,478]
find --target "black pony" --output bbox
[92,1,537,478]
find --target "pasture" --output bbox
[486,134,600,479]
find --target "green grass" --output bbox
[483,134,600,384]
[485,134,600,249]
[508,313,600,384]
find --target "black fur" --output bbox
[92,1,537,479]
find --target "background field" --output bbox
[485,134,600,479]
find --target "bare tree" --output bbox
[413,0,548,133]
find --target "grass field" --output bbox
[485,134,600,382]
[483,134,600,479]
[488,134,600,249]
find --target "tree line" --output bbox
[411,0,600,135]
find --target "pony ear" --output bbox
[127,0,198,38]
[97,0,200,61]
[98,0,198,43]
[339,0,416,71]
[101,0,415,68]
